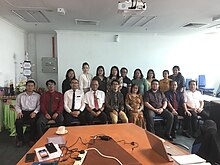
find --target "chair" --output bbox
[153,115,164,131]
[198,75,215,95]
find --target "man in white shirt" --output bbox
[64,78,86,125]
[184,80,209,137]
[84,79,107,124]
[15,80,40,147]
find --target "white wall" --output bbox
[56,30,220,92]
[27,33,58,89]
[0,17,26,87]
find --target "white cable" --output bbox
[86,148,123,165]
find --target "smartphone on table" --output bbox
[25,152,35,163]
[45,143,57,153]
[38,149,49,158]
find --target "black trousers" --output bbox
[85,110,108,125]
[145,108,174,135]
[63,111,86,126]
[15,110,37,141]
[171,108,191,133]
[37,113,64,138]
[190,110,209,132]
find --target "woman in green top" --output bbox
[132,69,149,95]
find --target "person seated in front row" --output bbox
[184,80,209,138]
[15,80,40,147]
[165,80,192,138]
[64,78,86,125]
[105,79,128,124]
[37,80,64,138]
[125,84,146,129]
[84,79,107,124]
[144,79,174,141]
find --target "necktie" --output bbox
[48,94,52,115]
[94,91,99,110]
[173,93,177,111]
[71,91,75,111]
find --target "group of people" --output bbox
[15,62,210,147]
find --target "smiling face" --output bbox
[151,81,159,91]
[111,68,118,76]
[189,81,197,92]
[121,68,127,77]
[163,71,169,79]
[91,80,99,91]
[82,64,89,74]
[26,82,35,93]
[98,67,104,76]
[170,81,177,91]
[135,70,141,79]
[68,70,75,79]
[47,82,56,92]
[70,79,79,91]
[173,67,179,75]
[131,85,139,94]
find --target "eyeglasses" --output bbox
[47,84,55,86]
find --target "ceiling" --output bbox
[1,0,220,35]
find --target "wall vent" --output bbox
[75,19,99,26]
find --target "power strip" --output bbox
[73,150,87,165]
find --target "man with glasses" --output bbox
[37,80,64,138]
[84,79,107,124]
[144,79,174,141]
[106,79,128,124]
[64,78,86,125]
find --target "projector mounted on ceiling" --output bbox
[118,0,147,12]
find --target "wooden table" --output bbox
[17,123,186,165]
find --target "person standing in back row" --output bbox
[169,65,185,92]
[62,69,76,94]
[79,62,93,93]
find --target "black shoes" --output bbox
[182,131,191,138]
[164,134,173,141]
[171,131,176,139]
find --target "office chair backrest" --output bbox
[192,120,220,164]
[198,75,206,88]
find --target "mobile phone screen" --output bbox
[38,149,49,158]
[25,153,35,162]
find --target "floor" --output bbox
[0,127,197,165]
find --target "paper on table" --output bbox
[47,136,65,145]
[34,144,62,162]
[171,154,206,165]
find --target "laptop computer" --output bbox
[145,131,186,162]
